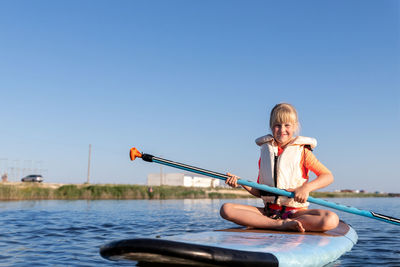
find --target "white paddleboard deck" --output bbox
[100,220,357,266]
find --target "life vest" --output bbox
[255,134,317,208]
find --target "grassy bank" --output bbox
[310,191,398,198]
[0,183,250,200]
[0,183,397,200]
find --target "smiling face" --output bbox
[272,122,296,146]
[269,103,299,147]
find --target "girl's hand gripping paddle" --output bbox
[130,147,400,226]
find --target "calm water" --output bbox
[0,198,399,266]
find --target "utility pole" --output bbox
[87,144,91,184]
[160,166,163,185]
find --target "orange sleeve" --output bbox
[302,148,331,177]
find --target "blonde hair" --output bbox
[269,103,300,133]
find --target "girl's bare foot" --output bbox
[279,219,305,232]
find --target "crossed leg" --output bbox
[220,203,339,232]
[290,208,339,232]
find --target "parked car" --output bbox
[21,175,43,183]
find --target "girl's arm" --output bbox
[290,173,333,203]
[288,149,334,203]
[225,173,261,198]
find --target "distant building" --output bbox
[340,189,356,193]
[147,173,220,188]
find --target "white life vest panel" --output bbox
[255,134,317,208]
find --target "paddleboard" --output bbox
[100,220,357,266]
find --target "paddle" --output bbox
[130,147,400,226]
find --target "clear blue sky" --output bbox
[1,0,399,192]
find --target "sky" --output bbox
[0,0,399,193]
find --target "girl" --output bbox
[220,103,339,232]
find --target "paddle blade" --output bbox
[130,147,142,161]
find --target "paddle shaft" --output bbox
[138,153,400,226]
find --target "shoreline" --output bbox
[0,182,398,200]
